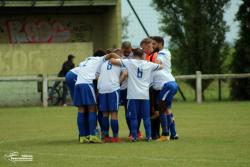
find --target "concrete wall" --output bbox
[0,42,93,76]
[0,2,122,76]
[0,1,121,106]
[103,1,122,49]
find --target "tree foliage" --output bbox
[122,15,130,40]
[230,0,250,100]
[152,0,230,97]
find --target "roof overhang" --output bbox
[0,0,117,7]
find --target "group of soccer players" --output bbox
[65,36,179,143]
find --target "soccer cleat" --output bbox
[146,137,152,142]
[129,137,137,142]
[111,137,122,143]
[89,135,102,143]
[128,133,132,140]
[131,139,137,142]
[79,136,89,143]
[137,131,143,140]
[103,136,112,143]
[170,134,179,140]
[156,135,170,142]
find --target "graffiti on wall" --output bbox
[0,49,44,74]
[6,20,71,43]
[1,16,93,43]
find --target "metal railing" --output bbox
[0,71,250,107]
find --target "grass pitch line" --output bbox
[1,150,249,164]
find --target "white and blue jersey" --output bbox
[65,61,85,100]
[120,52,134,106]
[76,56,106,84]
[97,60,122,112]
[120,53,134,89]
[74,56,106,106]
[152,49,175,90]
[97,60,122,94]
[120,59,160,100]
[152,49,178,108]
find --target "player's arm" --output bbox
[155,59,162,65]
[110,58,123,67]
[95,73,100,80]
[105,53,121,60]
[151,62,164,71]
[120,70,128,84]
[95,65,101,79]
[151,55,164,70]
[155,63,163,70]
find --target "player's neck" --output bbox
[159,47,164,51]
[134,56,143,60]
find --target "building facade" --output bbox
[0,0,121,75]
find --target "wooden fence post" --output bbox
[196,71,202,103]
[42,74,48,107]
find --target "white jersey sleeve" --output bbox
[152,49,175,90]
[70,61,85,75]
[76,55,106,84]
[157,49,172,73]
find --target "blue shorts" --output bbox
[98,90,120,112]
[127,99,150,119]
[120,89,127,105]
[159,81,178,108]
[73,83,97,107]
[65,71,77,100]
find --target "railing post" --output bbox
[218,79,222,101]
[196,71,202,103]
[42,74,48,107]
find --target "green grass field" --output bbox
[0,102,250,167]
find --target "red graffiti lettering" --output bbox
[6,20,71,43]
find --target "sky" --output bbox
[121,0,242,46]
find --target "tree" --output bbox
[122,15,130,40]
[230,0,250,100]
[152,0,230,100]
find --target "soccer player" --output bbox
[151,36,179,141]
[65,61,85,101]
[141,37,161,140]
[120,41,143,140]
[74,50,119,143]
[97,50,123,143]
[110,48,163,142]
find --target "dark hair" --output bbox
[68,54,75,60]
[140,38,152,47]
[121,41,132,49]
[93,49,106,57]
[133,48,144,58]
[151,36,164,46]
